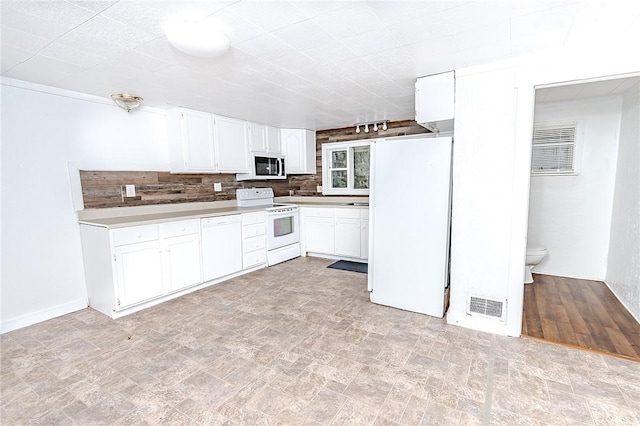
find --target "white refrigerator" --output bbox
[368,136,452,317]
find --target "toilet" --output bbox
[525,246,547,284]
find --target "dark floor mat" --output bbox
[327,260,368,274]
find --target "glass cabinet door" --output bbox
[353,146,370,189]
[330,149,348,188]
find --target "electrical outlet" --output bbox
[213,182,222,192]
[125,184,136,197]
[316,185,322,192]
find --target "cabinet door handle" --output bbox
[137,234,143,238]
[180,227,186,232]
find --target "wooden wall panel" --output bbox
[80,119,429,209]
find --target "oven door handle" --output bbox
[268,210,297,218]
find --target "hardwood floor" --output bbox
[522,274,640,361]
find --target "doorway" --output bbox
[522,75,640,361]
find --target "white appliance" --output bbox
[367,136,453,318]
[201,215,242,282]
[236,188,300,266]
[236,154,286,181]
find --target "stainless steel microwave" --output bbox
[237,154,286,180]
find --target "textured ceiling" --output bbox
[535,76,640,104]
[1,0,639,129]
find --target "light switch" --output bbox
[317,185,322,192]
[213,182,222,192]
[125,184,136,197]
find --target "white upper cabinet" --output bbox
[214,115,250,173]
[266,126,281,154]
[415,71,455,133]
[167,108,250,173]
[281,128,316,174]
[249,122,266,152]
[249,123,281,154]
[168,108,215,172]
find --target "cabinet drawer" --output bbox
[243,250,266,269]
[243,223,265,238]
[334,208,361,219]
[112,225,159,246]
[361,208,369,220]
[302,207,334,218]
[243,235,266,253]
[160,219,199,238]
[242,211,266,225]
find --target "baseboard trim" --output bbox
[603,280,640,325]
[0,298,88,334]
[532,270,605,282]
[305,252,368,263]
[446,310,513,336]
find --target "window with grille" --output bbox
[531,124,577,175]
[322,140,371,195]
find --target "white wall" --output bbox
[606,83,640,321]
[527,96,622,280]
[0,79,169,332]
[447,66,520,335]
[447,47,640,336]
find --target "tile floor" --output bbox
[1,257,639,425]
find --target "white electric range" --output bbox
[236,188,300,266]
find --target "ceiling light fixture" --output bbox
[164,17,230,58]
[110,93,143,113]
[354,120,389,134]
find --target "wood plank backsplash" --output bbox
[80,119,429,209]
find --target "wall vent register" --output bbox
[467,295,506,321]
[531,124,577,175]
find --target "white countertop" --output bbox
[78,206,266,228]
[78,196,369,229]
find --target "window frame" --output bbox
[321,140,371,195]
[530,121,582,176]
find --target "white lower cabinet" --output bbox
[335,219,361,258]
[114,240,164,308]
[242,211,267,269]
[161,220,202,293]
[305,217,335,254]
[361,220,369,260]
[302,206,368,260]
[162,234,202,293]
[81,218,205,318]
